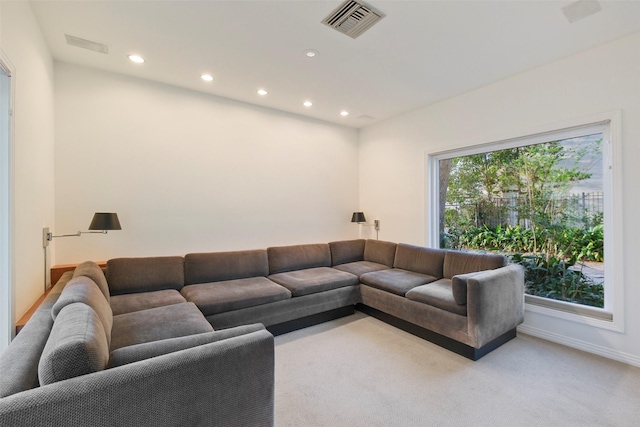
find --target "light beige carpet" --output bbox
[274,311,640,427]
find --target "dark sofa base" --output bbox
[267,306,355,336]
[355,304,517,361]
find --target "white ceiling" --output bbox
[30,0,640,128]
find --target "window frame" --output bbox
[426,111,623,332]
[0,51,15,352]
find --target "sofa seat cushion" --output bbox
[108,324,266,368]
[109,289,187,316]
[110,302,213,351]
[405,279,467,316]
[333,261,390,278]
[38,303,109,386]
[181,277,291,316]
[268,267,359,297]
[360,268,438,296]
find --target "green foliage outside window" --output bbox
[440,136,604,308]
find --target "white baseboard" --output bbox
[517,324,640,368]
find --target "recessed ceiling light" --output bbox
[303,101,313,107]
[340,111,349,117]
[257,89,268,96]
[201,74,214,82]
[304,49,319,58]
[128,54,145,64]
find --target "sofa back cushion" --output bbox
[363,240,397,267]
[52,276,113,347]
[184,249,269,285]
[106,256,185,295]
[73,261,110,303]
[38,303,109,386]
[329,239,365,266]
[393,244,445,278]
[443,250,507,279]
[267,243,331,274]
[451,272,482,305]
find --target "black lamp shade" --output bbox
[88,212,122,231]
[351,212,366,223]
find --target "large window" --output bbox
[427,115,623,330]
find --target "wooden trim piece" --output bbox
[50,261,106,287]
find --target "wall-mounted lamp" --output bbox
[351,212,367,224]
[43,212,122,248]
[42,212,121,292]
[351,212,380,239]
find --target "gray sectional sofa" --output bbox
[0,239,524,426]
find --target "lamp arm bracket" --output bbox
[46,230,107,241]
[359,220,380,231]
[47,231,81,241]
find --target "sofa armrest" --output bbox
[0,273,72,398]
[466,264,525,348]
[0,329,274,427]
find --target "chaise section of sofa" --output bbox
[0,260,276,427]
[0,327,275,427]
[404,250,507,317]
[358,246,524,359]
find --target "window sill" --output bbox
[525,294,622,333]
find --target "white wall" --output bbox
[359,32,640,363]
[0,2,56,320]
[54,63,359,262]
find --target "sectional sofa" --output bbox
[0,239,524,426]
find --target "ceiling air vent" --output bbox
[65,34,109,54]
[322,0,385,39]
